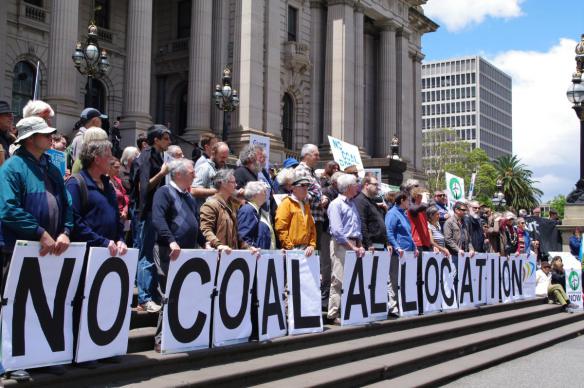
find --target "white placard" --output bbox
[499,257,513,304]
[563,254,584,311]
[161,250,218,354]
[1,241,85,371]
[486,254,500,305]
[398,252,419,317]
[472,253,489,306]
[441,256,458,311]
[509,255,525,301]
[250,134,270,169]
[366,251,390,322]
[212,250,257,347]
[256,251,287,341]
[75,247,138,362]
[341,251,369,326]
[445,172,465,210]
[521,253,537,299]
[328,135,364,172]
[422,253,444,314]
[287,252,323,335]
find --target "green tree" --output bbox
[548,195,566,218]
[422,128,470,193]
[493,155,543,211]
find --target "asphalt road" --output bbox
[444,334,584,387]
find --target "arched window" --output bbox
[12,61,36,120]
[85,79,106,113]
[282,93,294,150]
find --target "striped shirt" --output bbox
[428,222,446,248]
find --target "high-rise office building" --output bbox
[421,56,512,161]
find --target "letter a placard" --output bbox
[75,247,138,362]
[1,241,85,371]
[256,251,287,341]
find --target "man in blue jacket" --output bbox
[0,116,73,381]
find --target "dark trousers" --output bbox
[153,244,170,346]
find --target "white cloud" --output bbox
[423,0,524,32]
[488,38,580,201]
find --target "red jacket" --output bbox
[408,209,431,248]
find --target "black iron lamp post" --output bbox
[71,23,110,107]
[213,66,239,142]
[492,179,506,210]
[566,34,584,204]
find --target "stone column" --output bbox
[0,0,7,100]
[211,0,230,135]
[310,0,325,145]
[233,0,264,143]
[121,0,153,141]
[396,28,413,164]
[323,0,355,143]
[354,5,364,149]
[263,0,281,144]
[184,0,213,142]
[363,32,377,155]
[45,0,79,132]
[412,51,424,170]
[376,21,398,158]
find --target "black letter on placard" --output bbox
[168,257,211,343]
[440,259,455,306]
[219,258,250,330]
[501,260,511,297]
[475,258,487,301]
[291,259,320,329]
[344,258,367,321]
[490,258,497,299]
[261,259,285,335]
[511,259,523,296]
[459,257,474,304]
[369,255,386,314]
[12,257,76,356]
[400,261,417,313]
[87,257,129,346]
[424,257,440,304]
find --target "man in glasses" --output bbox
[444,201,475,267]
[0,100,14,167]
[353,173,389,253]
[432,190,449,230]
[465,200,486,253]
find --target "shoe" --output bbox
[154,343,161,353]
[6,369,31,381]
[138,300,161,313]
[564,303,580,310]
[387,311,399,319]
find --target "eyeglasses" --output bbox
[457,208,468,212]
[436,194,446,197]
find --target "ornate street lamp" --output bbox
[213,66,239,142]
[492,179,506,210]
[72,23,110,107]
[566,34,584,203]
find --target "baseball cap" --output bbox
[80,107,107,121]
[283,157,299,169]
[15,116,56,143]
[292,176,311,187]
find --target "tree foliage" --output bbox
[493,155,543,211]
[548,195,566,218]
[422,128,469,193]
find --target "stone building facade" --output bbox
[0,0,437,177]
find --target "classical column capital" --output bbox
[354,0,365,13]
[409,50,425,62]
[376,19,400,32]
[327,0,355,7]
[398,27,412,39]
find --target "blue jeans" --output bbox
[131,208,143,249]
[137,215,158,305]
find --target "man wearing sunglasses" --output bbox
[432,190,449,229]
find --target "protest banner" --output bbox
[256,251,287,341]
[250,134,270,169]
[287,252,323,335]
[364,168,382,182]
[398,251,419,317]
[441,255,458,311]
[509,255,525,301]
[421,253,444,314]
[457,253,488,308]
[525,217,562,253]
[328,135,364,172]
[160,250,218,354]
[559,253,583,311]
[46,149,67,177]
[75,247,138,362]
[521,254,537,300]
[212,251,257,347]
[341,251,390,325]
[445,172,465,211]
[1,242,85,371]
[499,257,513,304]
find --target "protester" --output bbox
[383,191,397,210]
[132,124,172,313]
[532,207,542,217]
[427,205,450,256]
[515,217,531,254]
[152,158,200,350]
[22,100,55,124]
[194,133,218,167]
[320,161,340,188]
[535,260,552,298]
[275,168,296,194]
[282,157,299,169]
[498,212,518,256]
[275,176,317,255]
[71,108,107,162]
[465,200,486,253]
[164,145,184,184]
[431,190,449,228]
[0,100,14,166]
[0,116,72,381]
[327,173,364,324]
[444,201,474,265]
[71,126,109,173]
[136,134,148,152]
[569,228,581,258]
[354,173,389,251]
[109,157,130,225]
[408,187,431,251]
[237,181,275,249]
[234,144,263,189]
[548,208,561,224]
[191,141,229,200]
[549,256,578,309]
[120,146,140,192]
[200,169,251,252]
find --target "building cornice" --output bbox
[408,6,439,34]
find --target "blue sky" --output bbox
[421,0,584,202]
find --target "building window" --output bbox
[177,0,192,39]
[288,6,298,42]
[12,61,36,121]
[24,0,43,6]
[94,0,110,29]
[282,93,294,149]
[85,79,106,115]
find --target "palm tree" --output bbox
[493,155,543,211]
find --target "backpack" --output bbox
[66,173,89,215]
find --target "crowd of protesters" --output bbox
[0,99,578,379]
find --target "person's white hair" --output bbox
[300,144,318,159]
[467,200,480,208]
[243,181,267,201]
[83,127,108,143]
[337,173,357,194]
[518,209,527,217]
[167,145,183,158]
[120,146,139,167]
[330,171,344,185]
[22,100,55,118]
[168,158,194,179]
[239,144,263,165]
[276,168,296,186]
